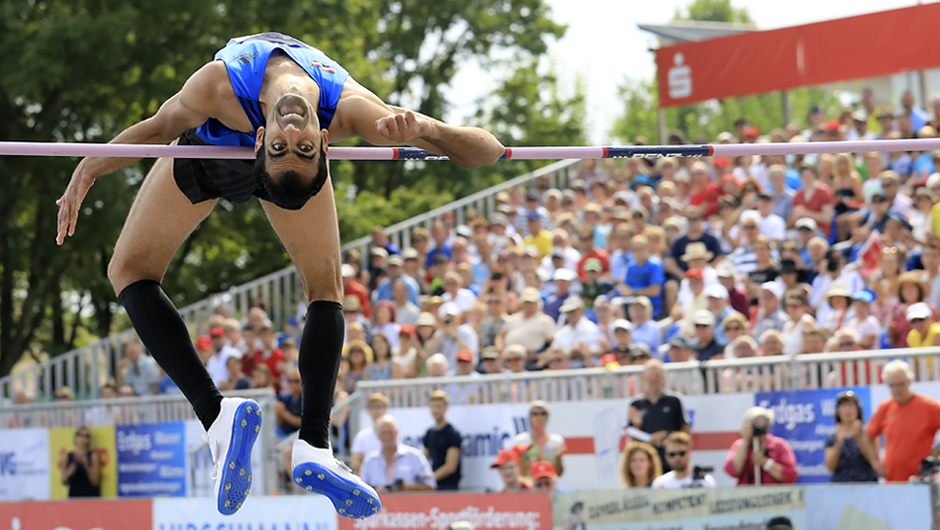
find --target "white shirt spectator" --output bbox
[123,355,161,397]
[206,345,241,386]
[360,444,437,490]
[352,426,382,461]
[847,314,881,345]
[677,266,718,310]
[651,470,717,489]
[511,432,566,463]
[809,271,865,310]
[502,312,556,353]
[553,317,605,357]
[395,302,421,327]
[442,288,478,314]
[372,322,401,350]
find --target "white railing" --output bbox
[0,159,580,402]
[0,388,280,495]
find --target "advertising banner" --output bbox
[183,419,263,498]
[49,425,118,499]
[116,422,187,497]
[552,487,805,530]
[0,428,50,501]
[153,495,337,530]
[755,388,871,483]
[806,484,931,530]
[0,498,152,530]
[338,491,553,530]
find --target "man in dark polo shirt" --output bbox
[628,360,691,471]
[423,390,462,490]
[691,310,724,361]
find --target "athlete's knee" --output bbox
[300,266,342,304]
[108,254,160,297]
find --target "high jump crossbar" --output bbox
[0,138,938,160]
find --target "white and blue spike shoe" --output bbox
[206,397,262,516]
[291,439,382,519]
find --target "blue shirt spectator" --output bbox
[625,257,665,317]
[375,267,420,306]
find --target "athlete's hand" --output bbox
[56,163,96,245]
[375,110,430,144]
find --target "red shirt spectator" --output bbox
[791,165,834,238]
[342,264,371,318]
[689,161,721,218]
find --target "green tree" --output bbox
[673,0,753,24]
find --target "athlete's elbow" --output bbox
[459,142,504,168]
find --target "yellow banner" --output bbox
[49,426,117,499]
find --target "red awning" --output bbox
[656,3,940,108]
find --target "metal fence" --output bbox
[0,389,280,496]
[0,159,580,402]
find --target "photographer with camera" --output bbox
[724,407,798,485]
[651,432,716,489]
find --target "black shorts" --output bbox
[173,128,272,205]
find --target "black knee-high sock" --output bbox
[118,280,222,430]
[298,301,344,449]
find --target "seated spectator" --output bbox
[751,282,787,341]
[817,282,852,336]
[691,310,723,361]
[441,272,477,316]
[223,318,248,355]
[800,326,828,355]
[503,345,528,374]
[676,244,718,313]
[367,333,394,381]
[395,325,419,378]
[218,356,251,391]
[342,340,372,393]
[206,326,241,386]
[628,297,662,353]
[490,447,531,492]
[867,360,940,482]
[790,163,834,240]
[580,259,612,307]
[512,401,566,477]
[249,364,275,391]
[717,263,751,317]
[809,248,864,312]
[253,321,286,383]
[553,297,605,367]
[498,287,556,354]
[342,263,371,318]
[889,271,931,347]
[351,393,389,473]
[545,347,571,371]
[907,302,940,348]
[675,268,708,330]
[705,284,736,346]
[426,353,450,377]
[370,301,401,351]
[479,347,505,374]
[274,369,302,439]
[118,343,161,397]
[608,319,633,364]
[622,235,665,317]
[723,336,760,392]
[721,312,749,346]
[531,461,561,491]
[781,290,816,355]
[425,303,479,368]
[825,390,882,483]
[424,391,462,490]
[544,268,576,322]
[619,442,662,488]
[724,406,798,485]
[477,292,508,350]
[391,278,420,327]
[846,291,880,349]
[652,432,716,489]
[361,415,436,492]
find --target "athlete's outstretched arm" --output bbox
[56,62,226,245]
[335,84,504,168]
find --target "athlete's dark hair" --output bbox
[254,131,329,210]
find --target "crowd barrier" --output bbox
[0,485,933,530]
[0,160,578,404]
[0,389,278,500]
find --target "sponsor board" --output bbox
[49,425,118,498]
[116,422,186,497]
[153,496,336,530]
[338,492,553,530]
[552,487,805,530]
[805,484,931,529]
[755,388,872,484]
[0,498,152,530]
[0,428,50,501]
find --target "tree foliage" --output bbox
[673,0,753,24]
[0,0,575,379]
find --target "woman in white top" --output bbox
[781,289,816,355]
[511,401,566,477]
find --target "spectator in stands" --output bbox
[705,284,735,346]
[902,90,929,134]
[724,406,798,485]
[825,390,883,483]
[442,272,477,316]
[274,368,302,439]
[249,364,274,391]
[628,360,691,471]
[498,287,556,354]
[791,164,834,240]
[342,263,371,318]
[800,326,827,355]
[721,313,749,346]
[524,212,553,259]
[425,303,478,368]
[423,390,462,490]
[608,319,633,363]
[887,270,930,345]
[452,349,478,378]
[390,278,420,327]
[668,206,722,277]
[652,431,716,489]
[119,342,160,397]
[751,283,787,341]
[781,290,815,355]
[368,333,395,381]
[351,393,388,473]
[479,347,505,374]
[691,310,723,361]
[629,297,662,353]
[207,326,241,386]
[370,301,400,350]
[477,292,507,349]
[676,244,718,313]
[580,259,612,307]
[554,297,605,368]
[376,255,418,301]
[491,447,531,492]
[907,302,940,348]
[867,360,940,482]
[622,235,665,317]
[61,427,101,498]
[253,321,286,383]
[502,345,527,374]
[717,263,750,316]
[372,226,401,256]
[817,282,852,337]
[512,401,566,477]
[810,248,864,312]
[755,192,787,243]
[531,461,560,491]
[218,356,251,391]
[544,268,575,321]
[619,442,662,488]
[844,291,880,349]
[222,319,248,355]
[575,224,610,282]
[361,415,436,492]
[342,340,372,393]
[759,330,785,358]
[426,353,450,377]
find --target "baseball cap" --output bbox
[716,131,735,143]
[613,191,631,203]
[686,268,704,280]
[520,287,542,303]
[456,349,474,362]
[438,303,460,318]
[196,335,212,350]
[550,247,565,258]
[387,255,404,267]
[402,247,419,260]
[531,461,558,479]
[341,264,356,278]
[716,263,737,279]
[825,119,842,131]
[371,247,388,258]
[560,297,584,313]
[852,290,875,305]
[209,326,226,338]
[584,258,602,273]
[669,335,691,349]
[613,318,634,332]
[490,448,521,468]
[480,348,501,360]
[712,155,731,168]
[552,268,577,282]
[795,218,818,231]
[398,324,416,338]
[490,213,508,226]
[761,282,784,300]
[526,211,541,221]
[744,126,760,138]
[851,109,867,122]
[692,309,716,326]
[907,302,932,322]
[705,284,729,300]
[631,296,653,310]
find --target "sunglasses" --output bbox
[912,317,927,323]
[76,433,90,438]
[695,323,710,328]
[630,355,651,362]
[530,411,548,417]
[666,450,688,458]
[725,325,743,332]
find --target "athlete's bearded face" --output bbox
[253,94,329,210]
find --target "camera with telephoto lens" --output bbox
[682,466,715,488]
[444,317,453,326]
[911,457,940,484]
[752,423,768,437]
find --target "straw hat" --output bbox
[681,242,714,262]
[824,281,851,300]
